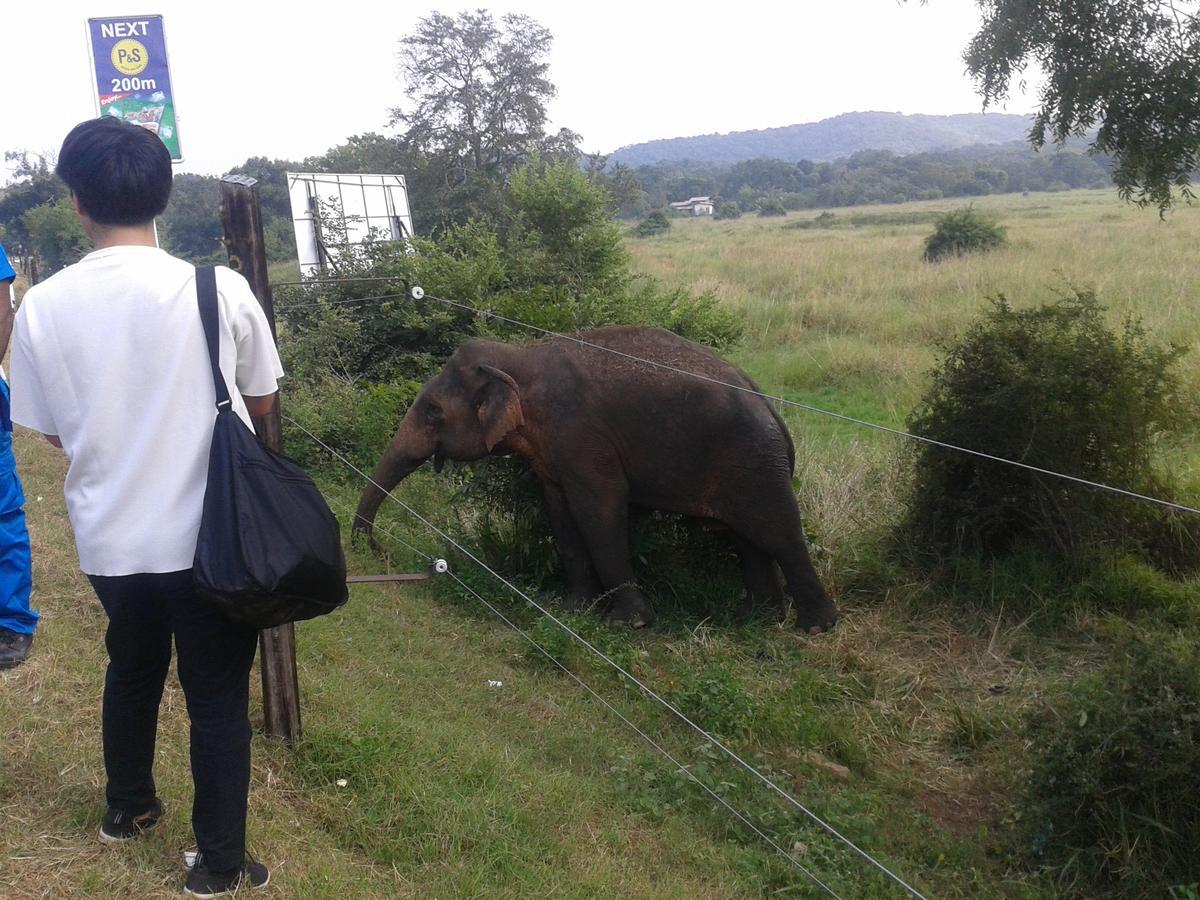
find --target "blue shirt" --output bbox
[0,242,14,284]
[0,244,19,512]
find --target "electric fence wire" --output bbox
[270,275,1200,519]
[285,414,930,900]
[324,499,844,900]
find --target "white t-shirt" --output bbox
[11,246,284,576]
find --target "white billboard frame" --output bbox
[287,172,414,278]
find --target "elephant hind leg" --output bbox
[717,487,836,633]
[733,536,787,621]
[777,540,837,633]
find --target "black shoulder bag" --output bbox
[192,266,349,628]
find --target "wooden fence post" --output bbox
[219,174,302,744]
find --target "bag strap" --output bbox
[196,266,231,410]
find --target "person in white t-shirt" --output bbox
[11,117,279,897]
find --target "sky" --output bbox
[3,1,1042,181]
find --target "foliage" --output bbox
[0,152,75,277]
[18,202,89,274]
[160,173,224,263]
[756,197,787,217]
[633,209,670,237]
[713,201,742,220]
[901,289,1192,571]
[668,666,756,740]
[1023,633,1200,893]
[624,142,1113,217]
[387,10,579,229]
[922,205,1007,261]
[961,0,1200,211]
[505,160,629,294]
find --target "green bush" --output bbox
[900,289,1193,573]
[1024,633,1200,893]
[922,205,1006,261]
[633,209,671,237]
[757,197,787,217]
[713,201,742,220]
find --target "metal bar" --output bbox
[346,573,432,584]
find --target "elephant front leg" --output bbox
[541,481,602,610]
[564,478,655,629]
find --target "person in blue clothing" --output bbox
[0,241,37,669]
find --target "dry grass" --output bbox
[631,191,1200,399]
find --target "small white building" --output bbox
[669,196,715,216]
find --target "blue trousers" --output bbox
[0,501,36,635]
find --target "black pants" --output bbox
[89,570,259,872]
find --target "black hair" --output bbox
[55,117,173,226]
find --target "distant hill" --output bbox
[608,111,1035,167]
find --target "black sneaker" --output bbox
[184,853,270,897]
[98,797,164,845]
[0,629,33,669]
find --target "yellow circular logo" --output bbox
[111,39,149,76]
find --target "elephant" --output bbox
[353,326,837,633]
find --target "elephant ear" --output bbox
[475,364,525,451]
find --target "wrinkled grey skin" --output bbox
[354,326,836,632]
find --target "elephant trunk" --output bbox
[352,429,431,537]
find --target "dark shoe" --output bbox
[0,629,33,669]
[98,797,164,845]
[184,853,270,897]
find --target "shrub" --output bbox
[633,209,671,237]
[900,289,1192,571]
[922,205,1006,261]
[1024,633,1200,893]
[713,201,741,220]
[757,197,787,217]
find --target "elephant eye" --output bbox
[425,402,444,424]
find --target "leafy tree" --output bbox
[19,202,89,274]
[0,151,69,258]
[911,0,1200,211]
[389,11,579,182]
[582,154,649,218]
[160,174,224,263]
[310,133,405,175]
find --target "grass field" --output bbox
[2,189,1197,898]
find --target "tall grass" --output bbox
[629,190,1200,392]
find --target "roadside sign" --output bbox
[86,15,182,161]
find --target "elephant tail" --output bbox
[743,371,796,475]
[769,400,796,475]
